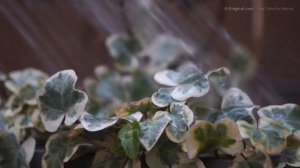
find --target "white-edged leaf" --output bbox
[154,70,180,86]
[80,112,118,132]
[258,104,300,132]
[39,70,88,132]
[166,103,194,143]
[151,88,176,107]
[121,111,143,123]
[139,111,172,151]
[171,76,210,101]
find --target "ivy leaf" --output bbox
[237,120,291,154]
[208,88,256,125]
[184,119,242,158]
[153,63,211,102]
[118,121,141,159]
[166,103,194,143]
[43,133,89,168]
[5,68,47,94]
[232,150,272,168]
[140,35,195,72]
[258,104,300,132]
[151,88,178,107]
[39,70,88,132]
[0,133,28,168]
[80,112,118,132]
[106,34,141,71]
[139,111,172,151]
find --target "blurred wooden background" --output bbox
[0,0,299,105]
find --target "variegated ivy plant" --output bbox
[0,34,299,168]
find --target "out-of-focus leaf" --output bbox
[208,88,256,125]
[0,133,28,168]
[42,133,89,168]
[139,111,171,151]
[115,98,158,118]
[140,35,195,72]
[118,121,140,159]
[91,150,123,168]
[21,137,36,164]
[39,70,88,132]
[0,71,6,81]
[106,34,141,71]
[166,103,194,143]
[258,104,300,132]
[84,71,126,105]
[184,119,242,159]
[124,158,141,168]
[232,150,272,168]
[4,68,47,94]
[129,71,155,100]
[237,120,291,154]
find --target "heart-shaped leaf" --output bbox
[139,111,172,151]
[39,70,88,132]
[166,103,194,143]
[184,118,242,158]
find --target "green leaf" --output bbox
[0,133,28,168]
[80,112,118,132]
[43,133,88,168]
[139,111,172,151]
[39,70,88,132]
[184,119,242,158]
[106,34,141,71]
[233,150,272,168]
[166,103,194,143]
[237,120,291,154]
[118,122,140,159]
[258,104,300,132]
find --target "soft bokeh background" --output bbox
[0,0,299,104]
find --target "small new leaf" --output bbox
[118,122,141,159]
